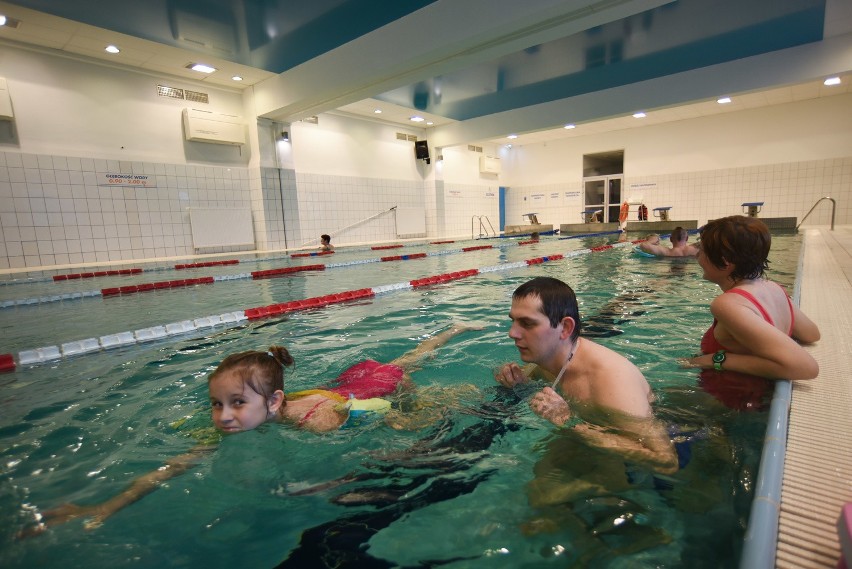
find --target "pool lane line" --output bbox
[0,233,627,308]
[0,243,503,308]
[0,239,637,373]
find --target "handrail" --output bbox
[796,196,835,230]
[471,215,496,239]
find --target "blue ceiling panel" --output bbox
[5,0,437,73]
[375,0,826,121]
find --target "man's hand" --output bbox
[494,362,530,388]
[529,387,571,426]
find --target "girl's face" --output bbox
[209,371,276,433]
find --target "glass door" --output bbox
[583,175,622,222]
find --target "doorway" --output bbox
[583,151,623,223]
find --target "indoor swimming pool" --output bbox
[0,232,803,568]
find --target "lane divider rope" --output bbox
[0,239,638,373]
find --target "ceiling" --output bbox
[0,0,850,149]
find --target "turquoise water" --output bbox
[0,234,802,568]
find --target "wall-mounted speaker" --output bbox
[414,140,430,163]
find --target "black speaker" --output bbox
[414,140,429,160]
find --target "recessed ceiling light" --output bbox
[426,121,433,126]
[231,75,243,81]
[410,115,425,122]
[717,97,732,104]
[824,76,841,86]
[633,112,646,118]
[374,109,382,114]
[0,15,20,28]
[187,63,217,74]
[507,134,518,139]
[105,45,120,54]
[564,124,576,129]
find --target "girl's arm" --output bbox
[36,446,214,532]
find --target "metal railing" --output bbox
[796,196,835,230]
[471,215,496,239]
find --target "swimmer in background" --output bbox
[319,234,334,251]
[32,325,477,532]
[639,227,698,257]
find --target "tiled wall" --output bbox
[624,157,852,227]
[292,173,426,248]
[0,151,253,270]
[441,183,501,238]
[504,181,584,228]
[506,157,852,229]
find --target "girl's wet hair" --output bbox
[208,346,295,402]
[699,215,770,280]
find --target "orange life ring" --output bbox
[618,202,629,223]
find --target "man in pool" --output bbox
[638,227,698,257]
[494,277,678,504]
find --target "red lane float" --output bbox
[526,254,564,265]
[101,276,214,296]
[244,288,375,320]
[0,354,15,373]
[410,269,479,288]
[54,268,142,281]
[430,240,455,244]
[250,264,325,279]
[380,253,427,262]
[590,245,614,252]
[371,244,403,250]
[291,251,334,258]
[462,245,493,252]
[175,260,239,269]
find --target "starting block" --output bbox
[742,202,763,217]
[581,209,602,223]
[653,206,672,221]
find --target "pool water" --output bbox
[0,234,802,568]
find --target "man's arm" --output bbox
[530,387,678,474]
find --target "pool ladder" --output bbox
[797,196,836,230]
[472,215,496,239]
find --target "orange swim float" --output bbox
[618,202,629,223]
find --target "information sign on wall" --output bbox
[100,173,156,187]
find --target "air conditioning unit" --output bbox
[0,77,14,120]
[182,108,245,145]
[479,155,501,175]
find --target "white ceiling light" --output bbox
[0,15,6,26]
[824,76,841,86]
[374,109,382,114]
[507,134,518,139]
[426,121,433,126]
[633,112,646,118]
[187,63,217,74]
[717,97,732,104]
[231,75,243,81]
[409,115,425,122]
[104,45,120,54]
[564,124,576,129]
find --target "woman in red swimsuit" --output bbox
[683,216,820,408]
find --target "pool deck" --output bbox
[776,227,852,568]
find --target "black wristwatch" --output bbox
[712,350,726,371]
